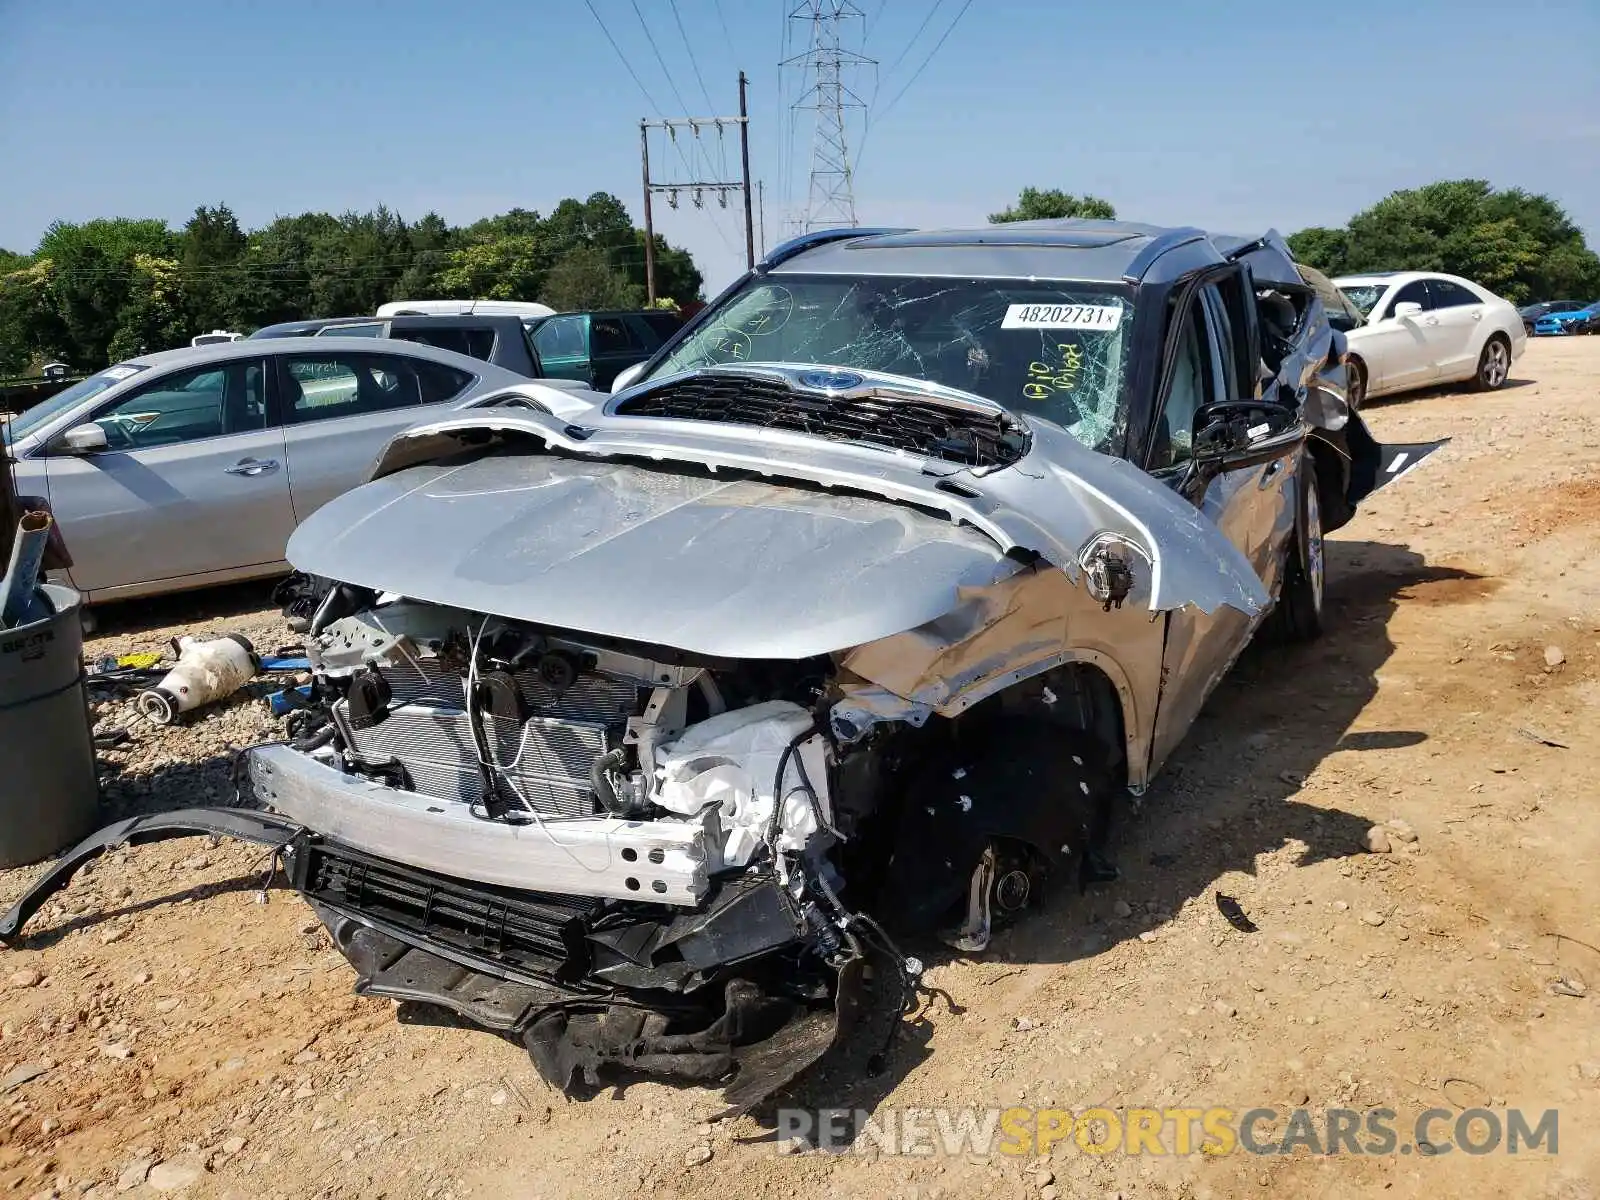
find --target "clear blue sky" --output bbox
[2,0,1596,295]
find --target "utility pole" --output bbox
[786,1,872,231]
[739,72,755,270]
[638,75,755,302]
[640,120,656,305]
[758,181,767,255]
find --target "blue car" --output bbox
[1532,300,1600,336]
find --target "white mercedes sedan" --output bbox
[1334,271,1526,405]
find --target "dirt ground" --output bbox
[2,339,1598,1200]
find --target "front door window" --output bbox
[89,360,265,448]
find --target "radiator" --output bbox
[336,659,642,817]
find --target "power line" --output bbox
[668,0,727,178]
[670,0,716,114]
[863,0,888,38]
[874,0,970,122]
[857,0,971,169]
[712,0,736,57]
[582,0,664,115]
[620,0,706,187]
[774,3,794,228]
[878,0,941,83]
[629,0,695,117]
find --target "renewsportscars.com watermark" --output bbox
[775,1105,1560,1158]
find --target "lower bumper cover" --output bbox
[0,807,300,945]
[1,805,856,1113]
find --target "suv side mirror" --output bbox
[58,423,109,455]
[1391,301,1423,321]
[1191,401,1300,468]
[610,362,647,394]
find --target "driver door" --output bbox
[1146,277,1298,774]
[42,357,295,596]
[1366,280,1439,393]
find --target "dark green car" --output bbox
[524,310,683,390]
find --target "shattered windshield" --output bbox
[1339,283,1389,318]
[645,274,1135,452]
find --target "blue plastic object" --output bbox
[267,685,312,716]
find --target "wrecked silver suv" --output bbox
[4,222,1441,1111]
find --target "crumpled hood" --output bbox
[286,453,1017,659]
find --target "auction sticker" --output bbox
[1002,303,1123,331]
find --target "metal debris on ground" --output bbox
[1548,974,1588,999]
[1215,892,1258,932]
[1516,727,1570,749]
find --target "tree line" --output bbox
[1287,180,1600,304]
[988,181,1600,306]
[7,178,1593,376]
[0,193,703,374]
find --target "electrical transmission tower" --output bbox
[785,1,872,232]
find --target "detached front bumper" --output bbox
[0,782,859,1112]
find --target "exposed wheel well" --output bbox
[957,660,1130,788]
[1307,436,1354,532]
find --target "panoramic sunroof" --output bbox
[855,227,1144,250]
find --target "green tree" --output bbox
[618,230,703,307]
[1,200,706,361]
[394,211,455,298]
[36,217,175,263]
[29,219,179,366]
[108,255,188,361]
[542,193,634,258]
[460,207,544,242]
[989,187,1117,223]
[180,204,248,333]
[539,246,643,311]
[0,261,59,374]
[436,235,553,301]
[237,212,341,328]
[1287,180,1600,304]
[1285,226,1350,274]
[309,207,413,316]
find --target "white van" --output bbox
[190,330,244,347]
[375,299,556,320]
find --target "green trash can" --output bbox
[0,583,100,867]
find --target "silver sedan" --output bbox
[3,338,527,608]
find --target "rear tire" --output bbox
[1471,334,1511,392]
[1270,457,1325,643]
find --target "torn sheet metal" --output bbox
[839,563,1164,786]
